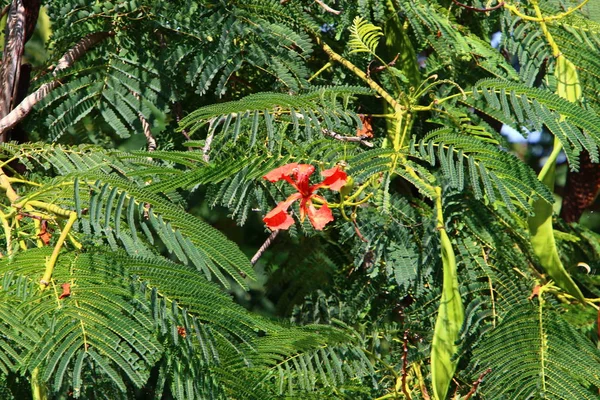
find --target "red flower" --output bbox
[263,163,347,230]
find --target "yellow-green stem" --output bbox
[39,212,78,288]
[316,37,404,114]
[0,210,11,256]
[308,61,333,82]
[31,368,47,400]
[431,186,464,400]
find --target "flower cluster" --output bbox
[262,163,347,230]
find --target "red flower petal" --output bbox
[319,167,347,191]
[263,208,295,230]
[262,194,301,230]
[293,164,315,190]
[306,202,334,230]
[263,163,300,182]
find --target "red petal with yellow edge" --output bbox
[306,202,334,230]
[319,167,347,191]
[263,163,300,182]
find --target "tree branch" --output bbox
[0,0,26,124]
[0,31,112,138]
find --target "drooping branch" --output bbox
[0,31,112,138]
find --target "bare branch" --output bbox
[251,230,279,265]
[0,31,112,138]
[315,0,341,15]
[322,128,373,147]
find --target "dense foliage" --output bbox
[0,0,600,399]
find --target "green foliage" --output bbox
[348,17,383,56]
[472,300,600,399]
[0,0,600,399]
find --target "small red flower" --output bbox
[263,163,347,231]
[177,326,187,338]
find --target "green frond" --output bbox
[31,49,170,142]
[410,130,554,211]
[471,302,600,399]
[469,79,600,167]
[348,17,383,56]
[178,86,372,147]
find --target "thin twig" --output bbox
[315,0,341,15]
[0,31,112,137]
[0,4,9,20]
[464,368,492,400]
[451,0,504,12]
[173,102,191,141]
[131,91,156,152]
[203,117,218,162]
[352,219,368,242]
[322,128,373,147]
[251,230,279,265]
